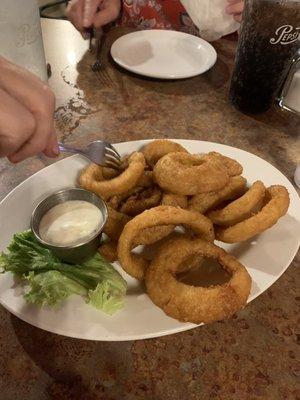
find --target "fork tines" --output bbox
[104,146,121,169]
[106,143,121,158]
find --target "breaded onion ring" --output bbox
[162,192,188,209]
[207,181,266,227]
[107,195,121,210]
[154,153,229,195]
[216,185,290,243]
[120,186,162,216]
[107,171,154,211]
[98,240,118,262]
[102,166,122,180]
[204,152,243,176]
[140,139,188,167]
[104,206,131,242]
[78,152,146,200]
[117,206,214,280]
[145,237,252,324]
[133,225,174,246]
[136,170,154,188]
[188,176,247,214]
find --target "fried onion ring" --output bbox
[216,185,290,243]
[204,152,243,176]
[98,240,118,262]
[162,192,188,209]
[133,225,174,246]
[103,206,131,242]
[107,194,121,210]
[207,181,266,227]
[154,153,229,195]
[101,167,120,180]
[120,186,162,216]
[136,170,154,188]
[107,171,155,211]
[134,191,189,245]
[188,176,247,214]
[145,237,252,324]
[78,152,146,200]
[134,192,200,247]
[140,139,188,167]
[117,206,214,280]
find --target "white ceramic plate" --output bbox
[110,30,217,79]
[0,140,299,341]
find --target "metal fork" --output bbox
[89,28,115,86]
[58,140,121,169]
[91,29,103,72]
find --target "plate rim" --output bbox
[0,138,299,341]
[110,29,217,80]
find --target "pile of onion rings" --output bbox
[78,139,290,324]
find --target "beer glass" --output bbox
[229,0,300,114]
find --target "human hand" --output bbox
[0,58,58,163]
[226,0,244,22]
[66,0,121,34]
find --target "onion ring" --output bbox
[117,206,214,280]
[101,167,120,180]
[188,176,247,214]
[120,186,162,216]
[107,171,154,211]
[207,181,266,227]
[78,152,146,200]
[216,185,290,243]
[133,225,174,246]
[103,206,131,242]
[145,237,252,324]
[162,192,188,209]
[136,170,154,188]
[107,195,121,210]
[135,192,200,246]
[140,139,188,167]
[98,240,118,262]
[154,153,229,195]
[204,152,243,176]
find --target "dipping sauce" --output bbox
[39,200,103,246]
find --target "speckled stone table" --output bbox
[0,19,299,400]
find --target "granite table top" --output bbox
[0,19,299,400]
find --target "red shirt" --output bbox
[121,0,199,36]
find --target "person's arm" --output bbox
[0,58,59,163]
[66,0,121,33]
[226,0,244,22]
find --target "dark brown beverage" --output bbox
[229,0,300,114]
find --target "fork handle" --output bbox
[58,143,86,156]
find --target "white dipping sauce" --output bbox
[39,200,103,246]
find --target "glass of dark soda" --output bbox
[229,0,300,114]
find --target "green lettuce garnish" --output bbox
[0,230,126,314]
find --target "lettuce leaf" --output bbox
[24,270,87,306]
[0,230,127,314]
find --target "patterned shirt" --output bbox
[121,0,200,36]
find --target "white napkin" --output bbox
[180,0,240,41]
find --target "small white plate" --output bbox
[0,139,299,341]
[110,30,217,79]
